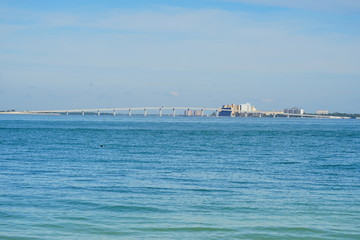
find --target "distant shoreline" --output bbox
[1,111,358,119]
[0,112,61,115]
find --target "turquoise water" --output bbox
[1,115,359,240]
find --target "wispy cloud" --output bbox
[0,4,359,111]
[2,7,359,75]
[169,91,180,97]
[224,0,360,13]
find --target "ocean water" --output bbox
[0,115,359,240]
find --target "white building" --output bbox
[316,110,329,115]
[284,107,304,115]
[240,103,256,112]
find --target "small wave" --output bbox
[273,161,300,165]
[253,226,328,235]
[318,164,359,170]
[99,205,172,213]
[134,227,235,232]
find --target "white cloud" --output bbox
[169,91,180,97]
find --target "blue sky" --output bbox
[1,0,360,112]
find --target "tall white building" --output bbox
[240,103,256,112]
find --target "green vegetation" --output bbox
[309,112,360,119]
[329,113,360,119]
[0,109,16,112]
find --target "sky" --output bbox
[0,0,359,113]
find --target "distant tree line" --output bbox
[0,109,16,112]
[309,112,360,119]
[329,112,360,118]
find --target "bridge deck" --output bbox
[12,107,348,119]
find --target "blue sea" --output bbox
[1,115,359,240]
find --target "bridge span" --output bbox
[15,107,348,119]
[26,107,220,117]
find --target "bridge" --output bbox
[25,107,219,117]
[9,107,348,119]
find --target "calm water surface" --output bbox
[0,115,359,239]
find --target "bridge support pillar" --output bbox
[144,109,147,116]
[172,108,176,117]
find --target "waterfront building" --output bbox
[240,103,257,112]
[317,110,329,115]
[184,110,193,116]
[219,103,257,116]
[194,110,202,116]
[284,107,304,115]
[219,106,234,117]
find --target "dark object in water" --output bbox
[100,145,105,147]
